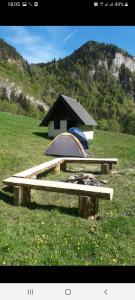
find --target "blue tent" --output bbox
[68,127,89,150]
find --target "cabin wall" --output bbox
[48,120,95,139]
[83,131,94,140]
[80,125,94,140]
[48,120,67,138]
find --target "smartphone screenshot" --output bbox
[0,0,135,298]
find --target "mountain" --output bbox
[0,38,29,70]
[0,39,135,134]
[0,39,49,118]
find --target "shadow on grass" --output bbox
[28,202,79,217]
[0,188,78,217]
[33,132,52,140]
[0,189,14,205]
[66,169,102,175]
[2,186,13,193]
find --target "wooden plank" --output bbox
[13,158,64,178]
[3,177,113,200]
[64,157,118,164]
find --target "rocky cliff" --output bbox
[111,52,135,77]
[0,78,49,112]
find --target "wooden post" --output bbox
[101,163,112,174]
[14,186,22,206]
[79,195,99,218]
[61,162,67,172]
[109,163,112,172]
[22,187,31,206]
[14,186,31,206]
[52,164,60,175]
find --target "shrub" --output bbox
[123,112,135,135]
[108,119,120,132]
[98,119,109,131]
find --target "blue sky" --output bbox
[0,26,135,63]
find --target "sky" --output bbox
[0,26,135,63]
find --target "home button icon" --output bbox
[65,289,71,295]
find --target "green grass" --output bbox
[0,111,135,266]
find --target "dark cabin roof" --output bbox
[40,94,97,126]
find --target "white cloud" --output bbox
[63,30,77,43]
[5,26,66,63]
[8,26,41,45]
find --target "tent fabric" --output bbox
[45,133,88,157]
[68,127,89,150]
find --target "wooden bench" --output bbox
[13,158,118,180]
[13,157,64,179]
[2,157,117,218]
[3,177,113,219]
[63,157,118,174]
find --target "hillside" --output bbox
[0,39,135,133]
[0,111,135,265]
[0,39,48,118]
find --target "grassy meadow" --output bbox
[0,111,135,265]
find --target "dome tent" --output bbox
[68,127,89,150]
[45,133,88,158]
